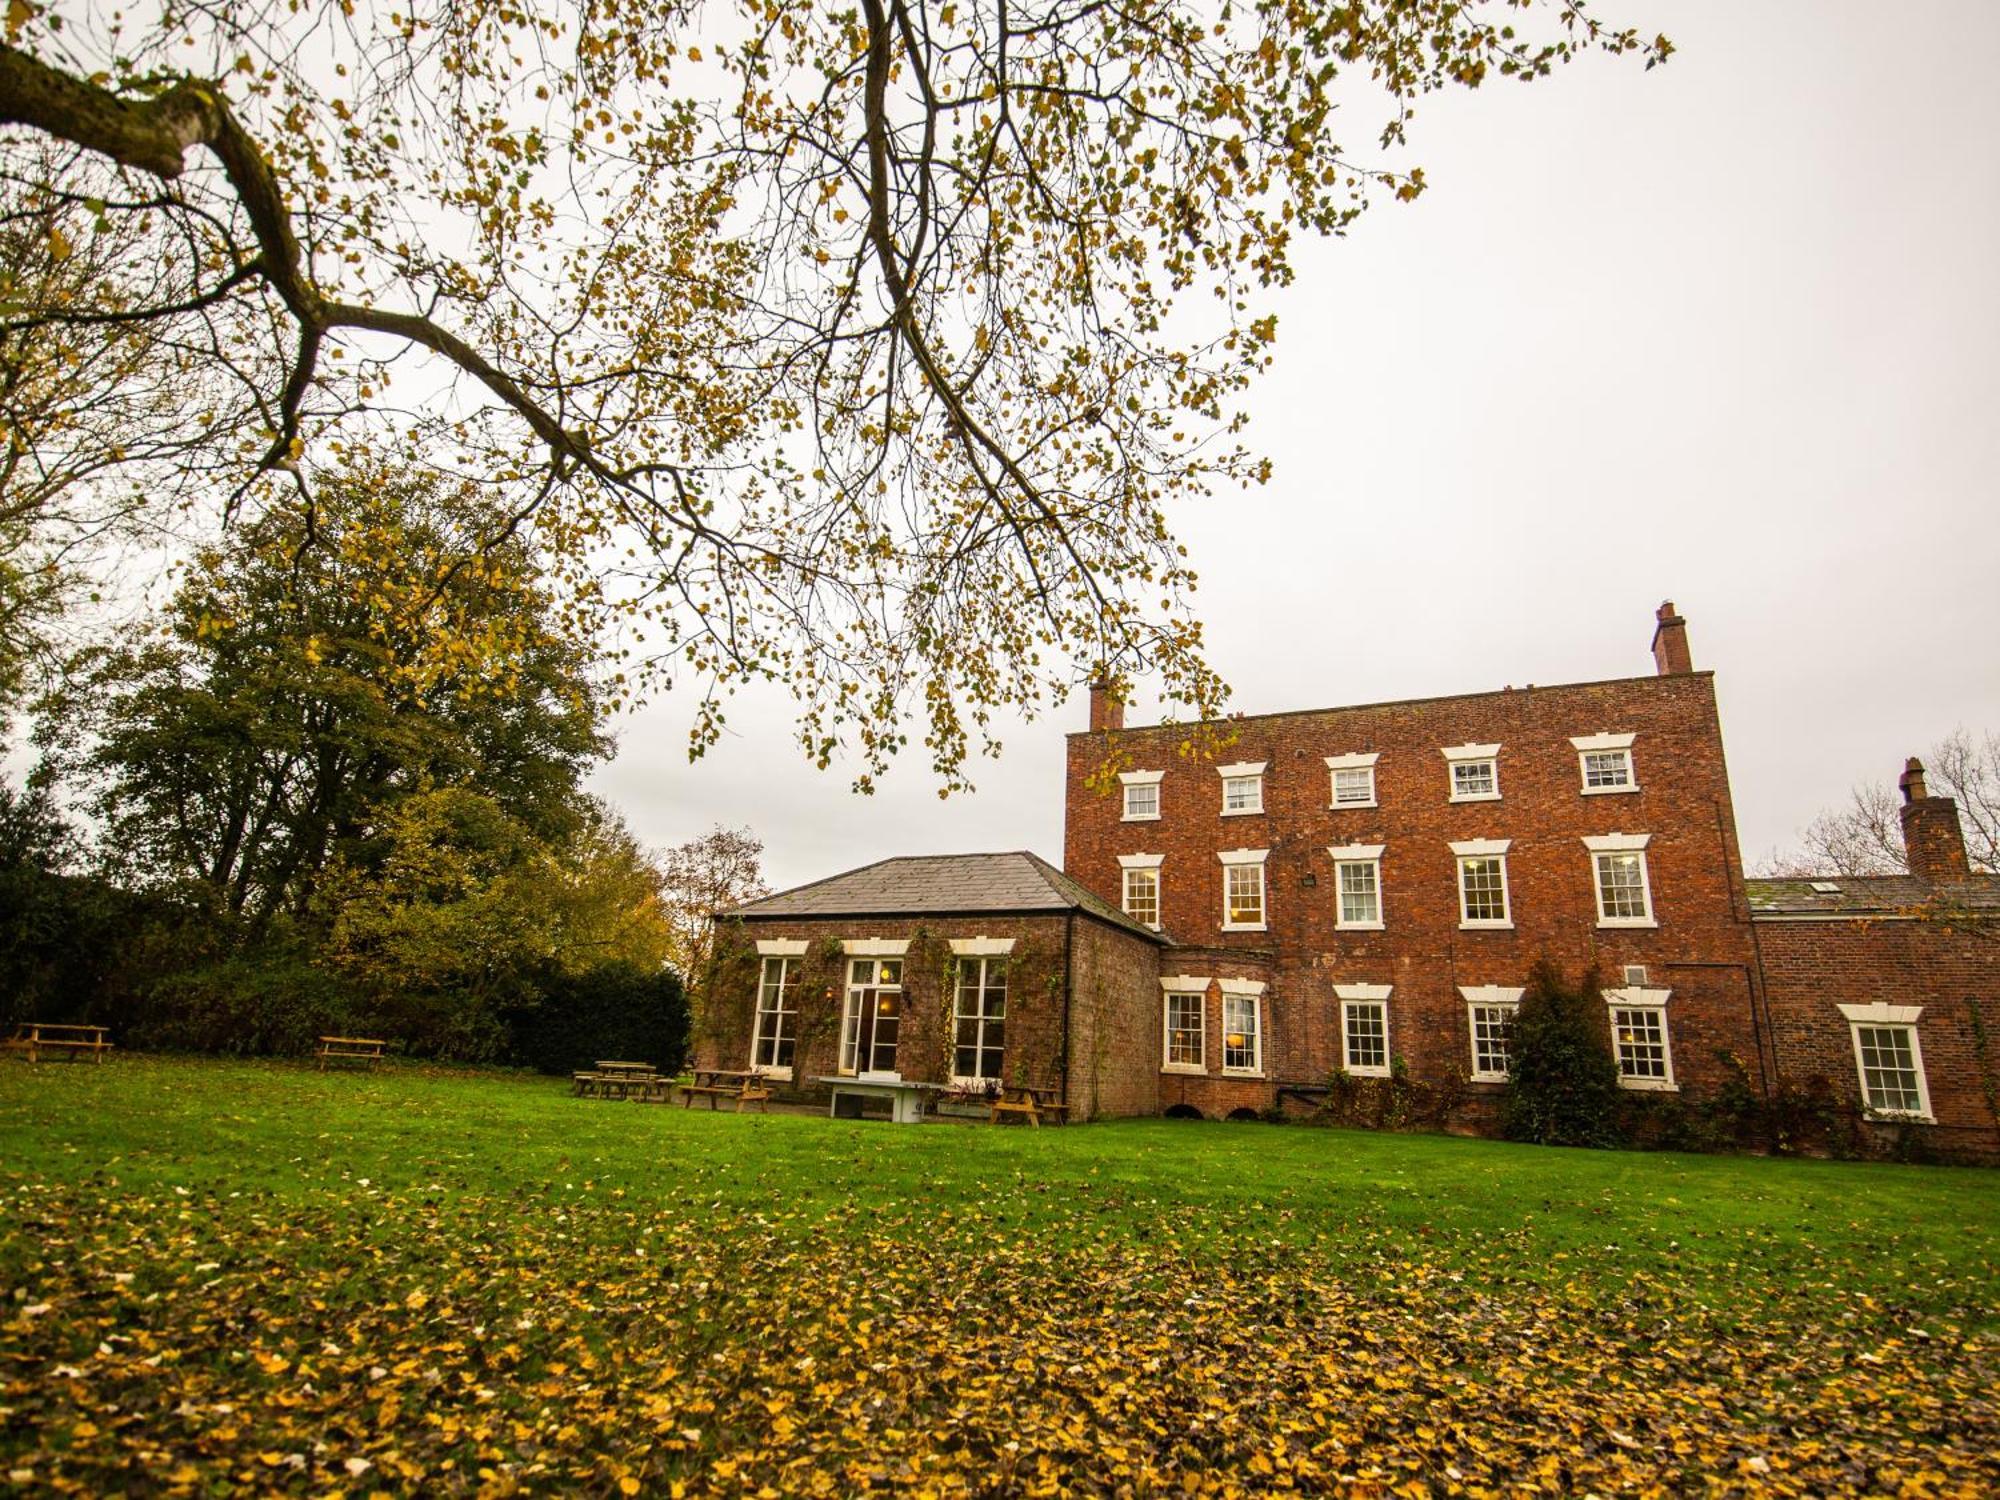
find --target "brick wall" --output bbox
[1757,916,2000,1160]
[1063,671,1769,1116]
[701,912,1162,1118]
[1065,918,1164,1119]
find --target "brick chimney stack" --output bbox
[1651,600,1692,676]
[1899,756,1972,884]
[1087,677,1125,734]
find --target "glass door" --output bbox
[840,958,903,1076]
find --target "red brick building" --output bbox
[703,603,1998,1154]
[701,853,1165,1118]
[1063,603,1772,1123]
[1749,761,2000,1159]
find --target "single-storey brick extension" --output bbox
[700,604,2000,1159]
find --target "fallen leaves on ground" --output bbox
[1,1180,1993,1497]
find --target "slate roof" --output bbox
[1746,874,2000,917]
[727,851,1169,943]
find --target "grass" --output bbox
[3,1056,1997,1494]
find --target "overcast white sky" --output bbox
[593,0,2000,892]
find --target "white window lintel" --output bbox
[1604,986,1672,1008]
[1449,838,1511,858]
[1583,832,1652,852]
[1217,847,1269,866]
[1217,977,1266,997]
[1328,843,1386,861]
[755,939,809,957]
[948,936,1017,957]
[1117,852,1165,870]
[1216,761,1267,779]
[1324,752,1380,770]
[1570,732,1637,752]
[842,937,911,957]
[1838,1002,1924,1025]
[1458,985,1526,1005]
[1160,975,1213,994]
[1441,742,1501,762]
[1334,982,1393,1002]
[1118,768,1165,785]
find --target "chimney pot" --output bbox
[1898,756,1928,804]
[1651,600,1692,676]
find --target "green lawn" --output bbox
[3,1057,1996,1495]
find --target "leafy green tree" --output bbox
[46,467,606,925]
[1502,961,1626,1149]
[2,0,1668,788]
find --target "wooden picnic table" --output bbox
[989,1085,1067,1127]
[5,1022,112,1064]
[317,1036,387,1070]
[677,1068,772,1112]
[572,1061,671,1102]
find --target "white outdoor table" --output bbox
[815,1075,945,1124]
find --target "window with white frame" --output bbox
[1572,733,1638,794]
[751,950,802,1075]
[1461,986,1523,1082]
[1218,848,1267,930]
[1162,982,1207,1071]
[1604,987,1675,1090]
[1119,854,1163,930]
[1218,761,1266,815]
[1442,742,1501,802]
[1839,1004,1933,1119]
[1327,843,1384,930]
[841,955,904,1075]
[1221,983,1264,1074]
[952,956,1008,1084]
[1336,983,1392,1077]
[1450,839,1512,928]
[1120,769,1164,821]
[1584,833,1656,927]
[1325,752,1379,809]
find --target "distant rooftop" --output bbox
[1067,669,1710,739]
[1746,874,2000,917]
[727,851,1168,943]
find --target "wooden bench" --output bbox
[4,1023,112,1064]
[573,1062,674,1102]
[679,1068,772,1112]
[316,1036,387,1070]
[990,1085,1067,1127]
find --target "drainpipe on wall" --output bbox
[1059,912,1075,1115]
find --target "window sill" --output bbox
[1330,800,1378,811]
[1469,1074,1509,1086]
[1581,784,1640,796]
[1335,920,1385,932]
[1597,918,1658,930]
[1458,919,1514,931]
[1221,922,1268,933]
[1863,1109,1935,1124]
[1120,812,1161,823]
[1221,1069,1265,1080]
[1617,1078,1678,1092]
[1162,1062,1208,1076]
[1448,791,1501,804]
[1220,807,1265,818]
[1344,1064,1391,1079]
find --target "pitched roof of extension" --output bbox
[726,851,1169,944]
[1745,874,2000,917]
